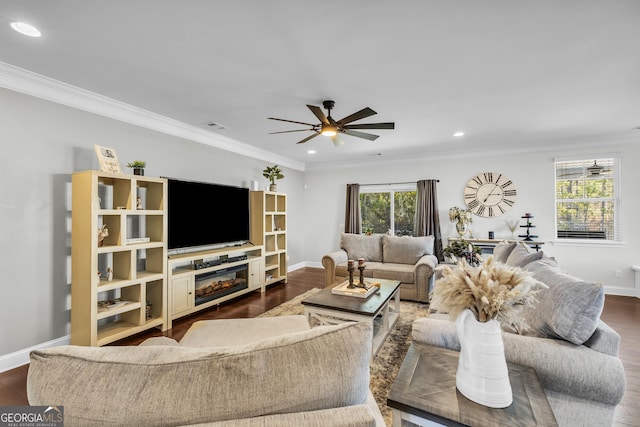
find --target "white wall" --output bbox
[303,145,640,296]
[0,87,305,356]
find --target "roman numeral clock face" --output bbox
[464,172,517,217]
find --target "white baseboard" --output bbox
[0,335,70,373]
[604,286,639,298]
[287,261,322,271]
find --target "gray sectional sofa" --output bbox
[322,233,438,302]
[413,241,626,427]
[28,317,385,427]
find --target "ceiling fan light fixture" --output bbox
[10,22,41,37]
[321,124,337,137]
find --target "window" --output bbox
[555,157,620,241]
[360,184,416,236]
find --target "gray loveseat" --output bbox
[28,317,385,427]
[322,233,438,302]
[412,241,626,427]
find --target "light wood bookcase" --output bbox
[250,191,287,285]
[71,170,168,346]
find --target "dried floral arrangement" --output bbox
[431,256,546,332]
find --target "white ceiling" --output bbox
[2,1,639,169]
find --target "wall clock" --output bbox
[464,172,517,217]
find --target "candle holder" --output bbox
[358,266,365,287]
[347,260,356,288]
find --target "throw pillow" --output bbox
[505,242,544,267]
[340,233,383,262]
[28,322,374,426]
[519,260,605,345]
[492,241,517,263]
[382,235,434,264]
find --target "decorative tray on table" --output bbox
[331,280,379,298]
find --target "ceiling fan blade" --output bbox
[268,117,317,127]
[269,129,314,134]
[296,132,321,144]
[331,134,344,146]
[307,105,330,125]
[343,122,395,130]
[341,129,380,141]
[336,107,377,125]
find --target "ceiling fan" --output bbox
[268,100,395,146]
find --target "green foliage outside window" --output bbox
[360,190,416,236]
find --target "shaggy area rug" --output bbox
[258,288,430,426]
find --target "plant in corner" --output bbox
[262,164,284,191]
[442,238,482,266]
[126,160,146,176]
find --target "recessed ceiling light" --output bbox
[10,22,41,37]
[453,131,465,137]
[307,150,316,154]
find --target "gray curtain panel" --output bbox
[344,183,361,234]
[416,179,443,261]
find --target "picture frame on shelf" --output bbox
[94,144,122,173]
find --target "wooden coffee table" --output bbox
[387,343,558,427]
[301,278,401,359]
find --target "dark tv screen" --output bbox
[167,178,250,250]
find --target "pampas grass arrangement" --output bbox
[431,256,546,332]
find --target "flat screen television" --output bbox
[166,178,250,252]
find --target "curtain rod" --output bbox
[358,180,439,186]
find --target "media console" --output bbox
[167,244,264,328]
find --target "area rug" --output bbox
[257,288,430,426]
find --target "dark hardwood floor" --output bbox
[1,267,638,427]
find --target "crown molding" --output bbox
[0,61,305,171]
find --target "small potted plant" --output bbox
[126,160,146,176]
[262,165,284,191]
[442,238,482,266]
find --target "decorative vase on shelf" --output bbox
[455,220,468,237]
[133,168,144,176]
[269,184,277,192]
[456,309,513,408]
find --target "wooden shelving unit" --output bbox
[71,170,168,346]
[250,191,287,286]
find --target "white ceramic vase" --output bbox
[456,309,513,408]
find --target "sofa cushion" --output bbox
[340,233,383,262]
[382,235,434,264]
[178,316,311,347]
[520,260,605,345]
[505,242,544,267]
[492,241,517,263]
[28,322,373,427]
[370,262,415,284]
